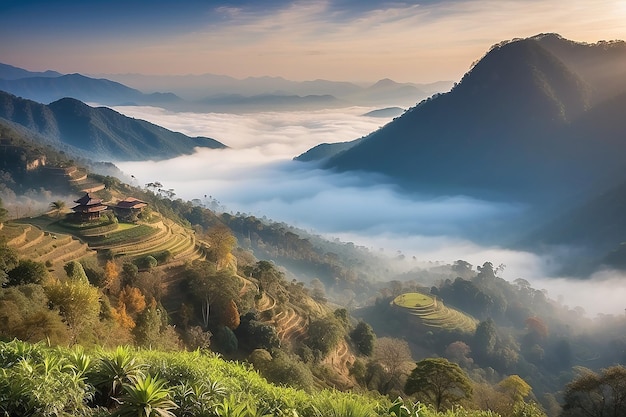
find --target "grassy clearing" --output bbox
[394,292,434,308]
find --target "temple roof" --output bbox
[71,204,107,213]
[114,197,148,210]
[74,193,103,206]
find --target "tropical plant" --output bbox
[49,200,66,217]
[90,345,146,406]
[214,394,273,417]
[112,374,177,417]
[382,397,425,417]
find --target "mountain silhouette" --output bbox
[0,73,181,106]
[302,35,626,206]
[0,91,225,160]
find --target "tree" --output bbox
[561,366,626,417]
[204,224,237,269]
[45,278,101,344]
[64,261,89,283]
[474,319,497,358]
[350,321,376,356]
[102,260,120,292]
[498,375,532,404]
[7,259,48,286]
[405,358,473,412]
[0,243,18,286]
[185,261,241,329]
[121,262,139,287]
[252,260,284,294]
[221,299,240,330]
[0,284,69,344]
[306,314,344,356]
[49,200,66,217]
[374,337,414,393]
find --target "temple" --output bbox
[112,197,148,222]
[71,193,107,222]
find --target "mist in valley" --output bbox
[112,104,626,318]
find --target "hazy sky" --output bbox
[2,0,626,82]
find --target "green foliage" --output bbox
[90,345,147,406]
[235,312,280,351]
[137,255,158,270]
[312,391,378,417]
[64,260,90,283]
[213,326,239,354]
[258,351,316,392]
[6,259,48,286]
[383,397,425,417]
[0,242,19,286]
[0,284,69,344]
[306,314,345,357]
[112,374,177,417]
[45,277,101,344]
[405,358,473,412]
[561,365,626,417]
[351,321,376,356]
[0,340,526,417]
[0,341,93,417]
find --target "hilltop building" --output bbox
[113,197,147,222]
[71,193,107,222]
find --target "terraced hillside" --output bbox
[42,166,105,193]
[3,222,96,277]
[393,292,478,333]
[60,215,205,265]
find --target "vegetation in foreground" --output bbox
[0,339,544,417]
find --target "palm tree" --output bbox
[49,200,66,218]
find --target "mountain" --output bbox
[195,93,343,112]
[0,91,226,161]
[0,62,62,80]
[296,138,365,163]
[301,35,626,206]
[99,71,453,107]
[0,73,181,106]
[362,107,405,118]
[533,33,626,104]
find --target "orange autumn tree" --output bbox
[222,299,240,330]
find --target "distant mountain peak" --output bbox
[370,78,399,88]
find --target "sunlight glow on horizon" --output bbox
[2,1,626,83]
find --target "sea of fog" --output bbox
[112,105,626,317]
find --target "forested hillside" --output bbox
[0,91,226,161]
[1,96,626,417]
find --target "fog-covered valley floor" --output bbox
[112,105,626,317]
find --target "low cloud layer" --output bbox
[114,105,626,316]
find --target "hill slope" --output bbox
[0,73,181,106]
[303,35,626,206]
[0,91,226,161]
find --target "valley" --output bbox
[2,30,626,417]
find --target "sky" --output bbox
[2,0,626,82]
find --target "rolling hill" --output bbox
[0,91,226,161]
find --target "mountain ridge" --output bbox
[0,91,226,161]
[299,35,623,207]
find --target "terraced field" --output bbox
[3,222,96,276]
[393,292,478,333]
